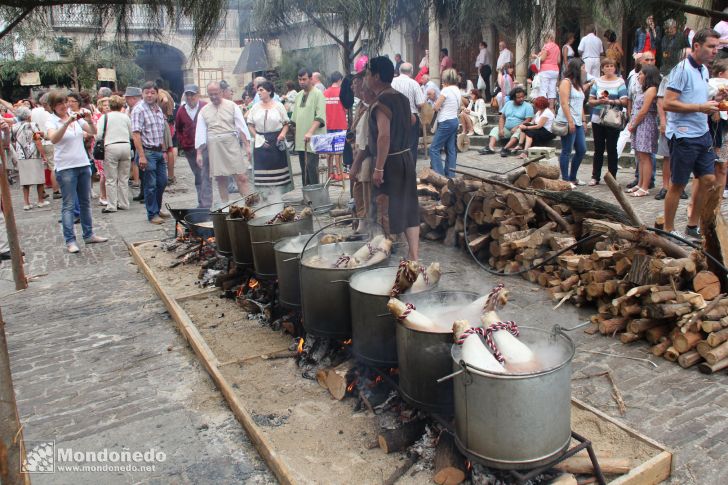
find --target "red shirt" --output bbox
[324,86,347,130]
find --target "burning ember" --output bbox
[248,278,260,290]
[346,378,358,393]
[297,337,305,354]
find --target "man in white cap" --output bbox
[175,84,211,208]
[195,81,251,203]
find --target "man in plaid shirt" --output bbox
[131,81,168,224]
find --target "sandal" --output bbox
[515,145,524,151]
[625,186,638,193]
[588,178,598,186]
[629,188,649,197]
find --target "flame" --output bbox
[346,378,358,393]
[297,337,304,354]
[206,237,215,244]
[236,285,245,297]
[465,460,472,472]
[248,278,260,290]
[342,339,352,345]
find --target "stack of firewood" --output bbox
[417,166,728,373]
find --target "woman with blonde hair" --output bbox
[96,95,132,212]
[429,68,461,177]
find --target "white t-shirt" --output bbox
[535,108,554,132]
[46,115,90,171]
[30,107,51,144]
[437,85,461,122]
[578,33,604,59]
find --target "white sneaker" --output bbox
[23,205,32,210]
[669,230,688,241]
[99,198,108,206]
[37,201,50,208]
[67,242,80,253]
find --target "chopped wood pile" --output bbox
[417,166,728,373]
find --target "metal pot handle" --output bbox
[437,360,471,385]
[551,321,590,336]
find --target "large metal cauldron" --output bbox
[226,216,253,267]
[396,291,480,415]
[349,267,437,367]
[450,326,575,470]
[210,207,232,255]
[300,241,390,339]
[273,235,314,308]
[248,213,313,279]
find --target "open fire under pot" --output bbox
[247,206,313,280]
[300,240,391,340]
[445,326,576,472]
[273,235,315,309]
[396,291,480,416]
[349,266,438,368]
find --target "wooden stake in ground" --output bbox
[603,172,643,227]
[0,307,27,485]
[0,132,27,291]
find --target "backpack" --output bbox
[12,122,40,160]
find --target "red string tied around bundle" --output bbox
[397,302,416,322]
[455,320,519,364]
[334,255,351,268]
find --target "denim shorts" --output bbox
[668,132,716,186]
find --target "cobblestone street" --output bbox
[1,150,727,484]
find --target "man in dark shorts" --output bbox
[365,56,420,261]
[663,28,726,239]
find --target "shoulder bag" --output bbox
[92,114,108,160]
[551,80,571,136]
[599,105,626,130]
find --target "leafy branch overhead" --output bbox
[0,0,231,54]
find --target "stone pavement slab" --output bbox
[1,166,274,484]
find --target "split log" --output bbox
[514,173,531,189]
[560,274,580,291]
[620,332,642,344]
[696,340,712,359]
[650,337,671,356]
[627,318,664,334]
[673,331,702,353]
[693,271,721,301]
[550,235,577,251]
[698,358,728,374]
[506,192,536,215]
[417,184,440,198]
[700,340,728,365]
[433,432,467,485]
[701,321,724,333]
[525,161,561,180]
[447,177,483,194]
[377,419,427,454]
[599,317,627,335]
[531,177,572,191]
[588,270,617,284]
[643,302,692,319]
[620,303,642,318]
[706,327,728,347]
[468,234,490,253]
[323,360,355,400]
[664,346,681,362]
[678,350,703,368]
[586,283,605,299]
[550,474,578,485]
[582,218,688,259]
[555,456,632,475]
[418,167,449,189]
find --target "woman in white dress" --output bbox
[11,107,48,210]
[464,89,487,136]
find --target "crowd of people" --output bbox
[2,14,728,257]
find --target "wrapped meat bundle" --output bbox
[387,298,440,332]
[409,262,442,293]
[452,320,505,373]
[229,204,255,220]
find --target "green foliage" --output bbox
[276,48,326,92]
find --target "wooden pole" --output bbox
[0,307,29,485]
[0,132,27,291]
[603,172,643,227]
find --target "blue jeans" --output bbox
[58,166,93,244]
[634,154,657,186]
[429,118,458,178]
[143,150,168,220]
[559,125,586,182]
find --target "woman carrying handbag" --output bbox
[554,58,588,188]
